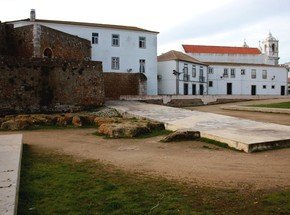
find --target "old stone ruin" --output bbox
[0,21,162,137]
[0,21,105,115]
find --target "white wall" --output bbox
[12,21,158,95]
[187,53,274,65]
[208,64,288,95]
[157,61,177,94]
[158,60,208,95]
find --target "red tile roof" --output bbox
[183,45,261,55]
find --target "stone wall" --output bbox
[0,23,14,55]
[0,22,6,54]
[104,73,147,99]
[9,25,34,57]
[0,23,91,60]
[37,25,91,60]
[0,56,104,115]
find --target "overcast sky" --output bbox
[1,0,289,63]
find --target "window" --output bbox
[183,64,189,81]
[199,66,204,76]
[263,85,267,89]
[272,85,275,89]
[241,69,246,75]
[139,59,145,73]
[209,81,213,87]
[139,37,146,48]
[208,67,214,74]
[92,33,99,44]
[199,66,204,82]
[251,69,256,79]
[192,65,196,77]
[272,44,275,53]
[183,64,188,75]
[112,34,120,46]
[223,68,228,78]
[230,68,235,78]
[262,70,267,79]
[111,57,120,70]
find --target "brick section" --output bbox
[0,56,104,115]
[103,73,147,99]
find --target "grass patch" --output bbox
[200,137,241,152]
[18,145,290,214]
[249,102,290,109]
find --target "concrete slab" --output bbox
[107,101,290,152]
[0,134,23,215]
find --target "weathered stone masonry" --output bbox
[9,24,91,60]
[0,57,104,115]
[0,23,91,60]
[103,73,147,99]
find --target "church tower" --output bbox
[262,32,279,65]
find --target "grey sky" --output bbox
[1,0,289,63]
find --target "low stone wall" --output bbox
[0,56,104,115]
[120,95,290,107]
[104,73,147,99]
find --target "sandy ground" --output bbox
[4,127,289,190]
[187,98,290,126]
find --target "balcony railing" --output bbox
[183,74,190,81]
[199,76,205,82]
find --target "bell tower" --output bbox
[262,32,279,65]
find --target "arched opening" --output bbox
[43,48,53,58]
[271,44,275,53]
[138,73,147,95]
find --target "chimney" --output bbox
[30,9,36,21]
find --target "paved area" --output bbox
[107,101,290,152]
[0,134,22,215]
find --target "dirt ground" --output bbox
[5,129,290,190]
[187,98,290,126]
[4,99,290,190]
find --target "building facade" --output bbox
[206,63,287,95]
[158,50,208,95]
[8,10,159,95]
[183,33,288,96]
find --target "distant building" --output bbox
[158,50,208,95]
[182,33,288,96]
[7,10,159,95]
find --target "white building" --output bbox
[182,33,288,96]
[8,10,159,95]
[158,50,208,95]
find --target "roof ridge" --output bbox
[6,18,159,34]
[183,44,259,49]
